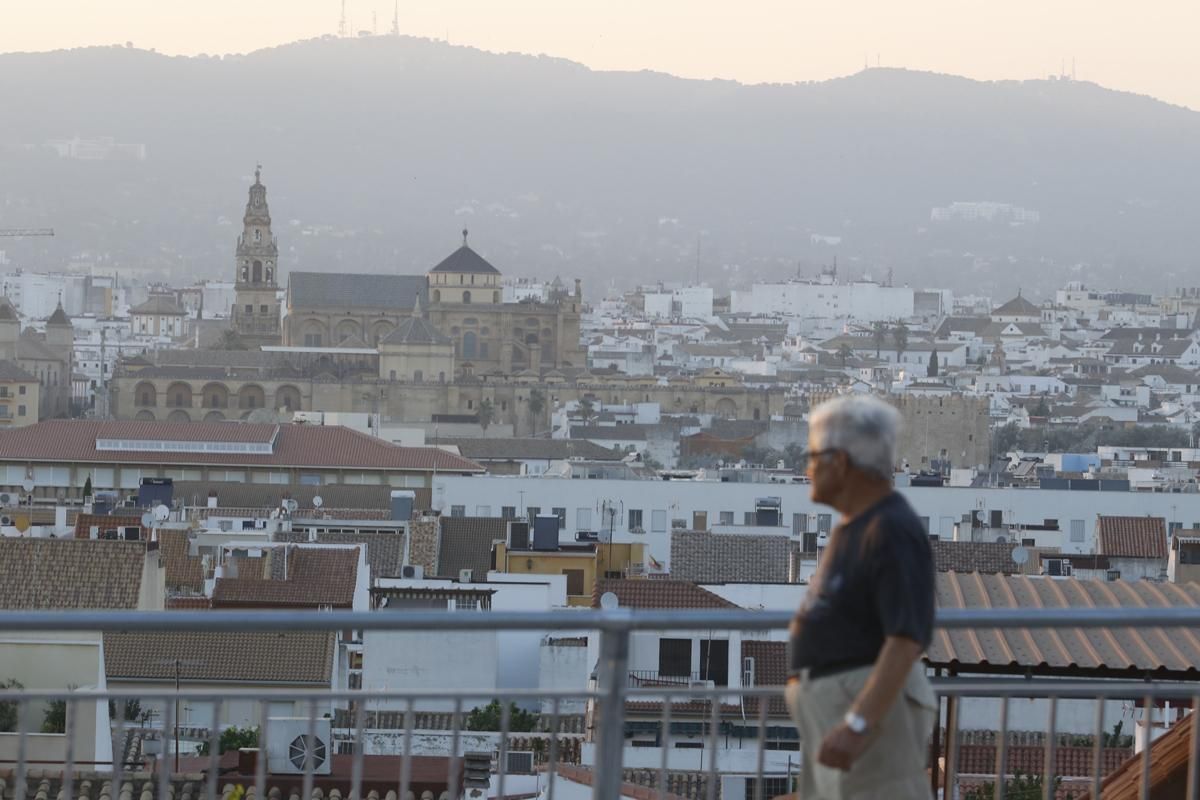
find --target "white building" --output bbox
[731,278,914,323]
[643,285,715,322]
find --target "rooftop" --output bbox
[1095,515,1168,559]
[104,630,335,684]
[0,538,149,610]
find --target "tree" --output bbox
[82,475,93,499]
[465,700,537,733]
[528,389,546,421]
[198,725,259,755]
[836,343,853,369]
[963,771,1062,800]
[891,321,909,362]
[477,398,495,432]
[927,348,939,378]
[0,679,23,732]
[43,699,67,733]
[578,397,596,422]
[210,329,248,351]
[871,321,887,358]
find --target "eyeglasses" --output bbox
[802,448,844,467]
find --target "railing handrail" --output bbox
[3,606,1200,633]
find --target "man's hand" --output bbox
[816,722,868,771]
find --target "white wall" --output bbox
[362,628,499,712]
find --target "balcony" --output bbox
[0,608,1198,800]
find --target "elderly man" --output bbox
[787,395,937,799]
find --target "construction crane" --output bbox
[0,228,54,237]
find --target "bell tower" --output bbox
[232,165,282,347]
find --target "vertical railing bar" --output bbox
[446,697,463,800]
[752,692,768,800]
[351,699,367,800]
[545,697,561,800]
[705,697,719,800]
[255,701,269,800]
[159,696,175,800]
[944,692,960,800]
[206,699,223,800]
[63,695,76,800]
[593,628,631,800]
[302,697,318,800]
[15,700,29,800]
[657,693,672,800]
[1043,696,1057,800]
[1141,693,1154,800]
[399,699,415,800]
[1186,695,1200,800]
[497,698,511,800]
[111,696,126,800]
[994,697,1009,800]
[1091,698,1105,800]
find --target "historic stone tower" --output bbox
[231,166,282,347]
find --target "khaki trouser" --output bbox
[785,662,937,800]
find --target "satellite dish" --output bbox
[599,592,619,611]
[140,512,154,529]
[312,495,324,509]
[153,504,170,522]
[284,499,299,514]
[21,479,34,493]
[1011,546,1030,566]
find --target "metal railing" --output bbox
[2,608,1200,800]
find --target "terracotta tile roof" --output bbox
[156,529,205,593]
[932,540,1029,574]
[1096,515,1168,559]
[104,630,334,683]
[0,538,147,609]
[211,545,359,608]
[1077,711,1195,799]
[165,596,211,610]
[740,640,788,715]
[0,420,484,473]
[437,516,506,578]
[669,530,795,583]
[73,513,148,540]
[956,743,1130,779]
[930,572,1200,677]
[594,578,739,610]
[276,529,406,578]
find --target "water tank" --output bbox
[532,515,559,550]
[390,490,415,520]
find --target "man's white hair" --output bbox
[809,394,901,479]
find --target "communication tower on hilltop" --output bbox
[391,0,400,36]
[338,0,348,37]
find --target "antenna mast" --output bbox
[391,0,400,35]
[338,0,348,37]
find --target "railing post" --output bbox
[594,622,631,800]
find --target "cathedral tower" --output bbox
[231,166,282,347]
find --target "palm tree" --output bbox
[477,399,495,432]
[892,321,909,363]
[836,343,853,369]
[871,321,887,358]
[527,388,546,427]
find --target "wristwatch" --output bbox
[843,711,869,735]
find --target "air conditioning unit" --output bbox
[742,657,756,688]
[0,493,13,507]
[459,569,473,583]
[267,718,332,775]
[688,679,715,690]
[0,515,12,527]
[503,751,535,775]
[401,564,424,580]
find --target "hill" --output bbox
[0,37,1197,298]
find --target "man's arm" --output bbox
[816,635,923,771]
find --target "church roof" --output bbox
[429,243,501,275]
[47,303,71,326]
[380,315,452,347]
[289,272,428,311]
[131,296,187,316]
[992,293,1040,316]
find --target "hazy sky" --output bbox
[6,0,1199,110]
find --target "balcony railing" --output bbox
[0,608,1199,800]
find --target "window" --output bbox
[245,304,253,314]
[304,333,322,347]
[552,507,567,529]
[658,638,692,677]
[527,506,541,523]
[792,513,809,535]
[719,511,734,525]
[817,514,833,534]
[1070,519,1085,543]
[450,505,466,518]
[17,405,26,416]
[501,506,517,519]
[260,305,269,314]
[563,569,585,596]
[576,507,592,530]
[18,385,25,395]
[628,509,644,531]
[651,509,668,533]
[462,290,472,304]
[743,511,755,525]
[803,532,818,552]
[698,639,729,686]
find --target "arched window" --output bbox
[462,290,472,304]
[390,370,397,381]
[413,370,422,383]
[433,289,441,303]
[252,260,263,282]
[463,331,478,359]
[493,291,499,303]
